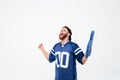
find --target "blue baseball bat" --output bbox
[85,30,95,58]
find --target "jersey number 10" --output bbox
[55,52,70,68]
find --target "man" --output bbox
[38,26,95,80]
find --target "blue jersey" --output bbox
[49,41,84,80]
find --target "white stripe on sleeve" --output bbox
[74,48,81,53]
[75,50,82,55]
[50,49,55,56]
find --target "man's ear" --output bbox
[68,33,70,36]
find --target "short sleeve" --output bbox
[49,48,56,63]
[74,44,84,64]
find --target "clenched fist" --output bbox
[38,44,44,50]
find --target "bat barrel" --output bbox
[90,30,95,40]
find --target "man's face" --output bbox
[59,28,69,40]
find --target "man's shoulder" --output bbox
[69,41,78,46]
[53,42,61,47]
[68,41,80,51]
[55,42,61,45]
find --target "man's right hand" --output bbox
[38,43,49,60]
[38,44,44,50]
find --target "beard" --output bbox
[59,33,68,40]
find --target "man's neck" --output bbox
[61,38,69,45]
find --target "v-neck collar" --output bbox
[60,41,70,47]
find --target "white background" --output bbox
[0,0,120,80]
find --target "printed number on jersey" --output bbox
[55,52,69,68]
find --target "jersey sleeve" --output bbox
[74,44,84,64]
[49,48,56,63]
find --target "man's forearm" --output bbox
[41,49,49,60]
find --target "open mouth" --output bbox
[60,33,64,35]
